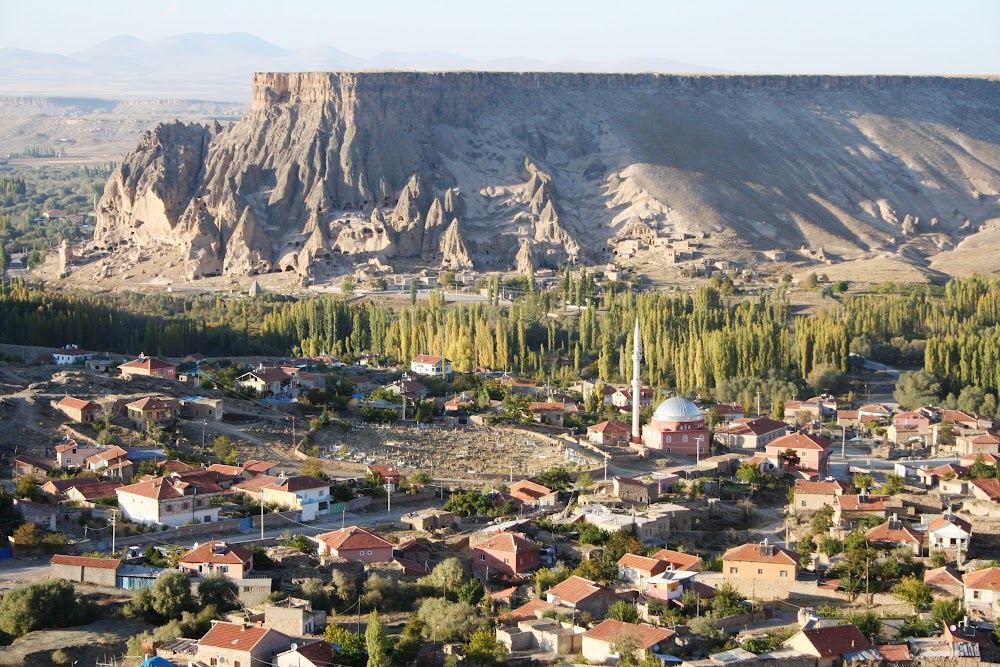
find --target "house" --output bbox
[85,445,130,473]
[472,531,539,576]
[179,396,223,421]
[587,420,631,447]
[52,344,97,365]
[650,548,703,572]
[275,640,334,667]
[39,476,103,499]
[115,474,223,526]
[723,539,799,582]
[582,620,674,665]
[194,621,290,667]
[367,464,402,486]
[65,480,124,504]
[509,480,559,508]
[643,568,701,602]
[784,395,840,424]
[642,397,710,456]
[942,620,999,661]
[400,509,456,532]
[349,375,378,394]
[236,367,294,398]
[54,396,100,423]
[924,565,964,598]
[261,475,332,521]
[918,463,967,488]
[613,477,657,504]
[55,441,102,468]
[385,378,428,402]
[545,576,621,618]
[13,455,51,477]
[927,514,972,558]
[126,397,179,431]
[262,598,328,636]
[119,355,177,380]
[864,517,924,553]
[957,432,1000,457]
[714,417,788,450]
[313,526,393,563]
[410,354,452,378]
[833,493,890,526]
[783,624,880,667]
[496,617,580,655]
[49,555,121,588]
[179,541,254,579]
[970,478,1000,502]
[617,553,667,584]
[792,479,849,512]
[527,402,566,427]
[963,567,1000,618]
[893,411,932,430]
[764,432,832,475]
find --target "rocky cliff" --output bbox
[94,72,1000,280]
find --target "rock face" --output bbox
[94,72,1000,279]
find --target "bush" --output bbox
[0,580,96,637]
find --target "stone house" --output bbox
[617,553,667,585]
[125,397,179,431]
[118,355,177,380]
[864,517,924,554]
[194,621,290,667]
[783,625,879,667]
[832,493,890,527]
[528,402,566,427]
[54,396,99,423]
[401,510,456,532]
[792,478,849,512]
[587,420,630,447]
[116,474,223,526]
[49,554,120,587]
[714,417,788,450]
[544,575,621,619]
[962,567,1000,618]
[924,565,964,598]
[613,477,657,504]
[261,598,327,637]
[509,479,560,508]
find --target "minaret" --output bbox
[631,317,642,442]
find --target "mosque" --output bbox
[629,319,711,457]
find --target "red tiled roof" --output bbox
[198,621,285,651]
[588,420,630,434]
[835,495,890,512]
[970,478,1000,501]
[794,479,849,494]
[266,475,329,493]
[528,402,565,411]
[797,625,873,657]
[509,479,555,501]
[233,474,278,494]
[924,566,963,586]
[163,460,196,473]
[14,455,52,471]
[617,553,667,574]
[650,549,702,571]
[240,368,291,383]
[242,460,277,473]
[505,598,555,623]
[316,526,392,552]
[584,619,674,648]
[392,557,430,576]
[476,532,538,554]
[928,515,972,534]
[766,432,832,452]
[119,357,175,371]
[70,481,124,499]
[117,474,220,500]
[876,644,911,662]
[723,542,799,566]
[42,476,102,492]
[368,464,401,479]
[50,554,121,569]
[126,397,171,411]
[963,567,1000,591]
[865,522,923,545]
[723,417,788,436]
[412,354,445,364]
[57,396,98,411]
[179,540,253,566]
[291,640,333,664]
[547,576,615,604]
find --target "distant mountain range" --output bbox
[0,32,722,101]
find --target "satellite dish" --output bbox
[949,625,957,632]
[290,643,298,651]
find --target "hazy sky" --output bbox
[2,0,998,73]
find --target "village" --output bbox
[0,328,997,667]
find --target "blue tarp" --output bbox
[139,657,179,667]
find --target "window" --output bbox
[801,501,807,507]
[480,554,486,561]
[683,435,688,443]
[757,568,764,575]
[665,448,671,453]
[729,567,738,574]
[974,591,981,599]
[780,570,788,578]
[165,504,173,512]
[504,558,509,564]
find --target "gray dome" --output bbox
[651,397,703,423]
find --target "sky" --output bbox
[1,0,998,74]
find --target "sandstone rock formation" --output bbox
[93,72,1000,279]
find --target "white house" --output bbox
[115,474,223,526]
[927,514,972,559]
[409,355,452,378]
[963,567,1000,618]
[52,345,97,365]
[260,475,333,522]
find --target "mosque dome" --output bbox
[651,396,703,423]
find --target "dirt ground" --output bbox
[314,422,589,480]
[0,617,150,667]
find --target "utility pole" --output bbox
[109,509,118,555]
[386,483,392,513]
[202,419,206,453]
[696,436,703,467]
[291,416,296,450]
[842,424,847,459]
[756,391,762,417]
[260,492,265,541]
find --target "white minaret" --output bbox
[631,317,642,442]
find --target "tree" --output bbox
[818,536,843,557]
[572,557,618,584]
[892,576,933,612]
[198,574,240,612]
[536,467,572,491]
[457,579,484,605]
[606,600,640,623]
[341,276,356,294]
[151,570,194,621]
[576,472,594,490]
[605,526,643,563]
[780,448,801,469]
[801,273,819,290]
[332,569,357,603]
[96,428,117,447]
[416,598,478,641]
[0,579,92,637]
[465,628,506,667]
[879,473,906,494]
[366,611,392,667]
[736,463,768,495]
[711,583,747,618]
[325,626,366,667]
[771,400,785,421]
[14,474,38,499]
[811,504,835,534]
[893,370,941,408]
[931,599,962,627]
[301,457,329,480]
[421,558,468,598]
[852,473,875,493]
[842,611,882,642]
[212,435,237,465]
[807,364,847,395]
